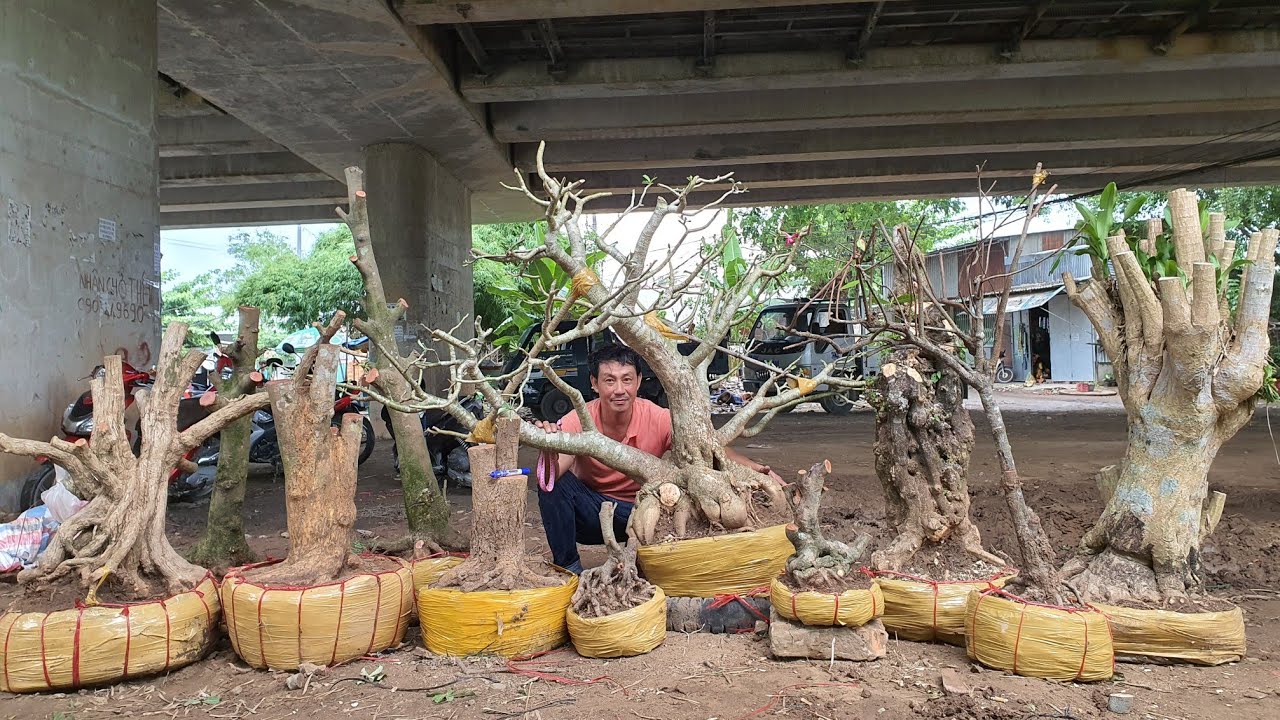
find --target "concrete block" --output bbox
[768,608,887,661]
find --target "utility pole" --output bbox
[296,224,303,256]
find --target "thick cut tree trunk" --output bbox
[784,460,871,590]
[436,416,559,591]
[251,343,362,586]
[870,349,1003,570]
[0,323,269,598]
[190,306,261,568]
[1063,195,1279,601]
[572,502,653,618]
[339,167,449,550]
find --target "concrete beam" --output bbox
[160,152,331,188]
[160,181,348,212]
[396,0,881,24]
[492,67,1280,141]
[580,165,1280,213]
[158,115,281,157]
[553,145,1280,193]
[161,205,341,229]
[159,0,513,191]
[516,111,1280,172]
[464,31,1280,102]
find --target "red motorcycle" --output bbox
[17,362,153,510]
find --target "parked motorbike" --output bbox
[15,362,153,510]
[381,395,484,488]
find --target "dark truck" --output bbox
[743,299,864,416]
[505,320,730,420]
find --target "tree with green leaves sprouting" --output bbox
[1062,187,1279,602]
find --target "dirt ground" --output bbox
[4,389,1279,720]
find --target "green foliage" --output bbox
[472,222,606,349]
[723,200,965,293]
[230,227,363,329]
[160,269,228,347]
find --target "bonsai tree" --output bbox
[337,170,451,552]
[781,459,872,591]
[188,305,263,568]
[0,323,269,597]
[356,144,864,546]
[1061,189,1279,602]
[855,169,1061,595]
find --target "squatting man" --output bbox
[534,345,782,573]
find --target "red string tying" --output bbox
[708,585,770,630]
[506,648,621,690]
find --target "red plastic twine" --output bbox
[974,587,1100,680]
[506,649,619,689]
[709,585,770,630]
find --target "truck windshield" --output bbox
[752,308,801,343]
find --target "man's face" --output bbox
[591,361,639,412]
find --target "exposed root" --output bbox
[572,502,654,619]
[437,558,561,593]
[1061,549,1187,605]
[628,456,784,545]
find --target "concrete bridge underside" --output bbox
[155,0,1280,228]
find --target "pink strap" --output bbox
[536,451,557,492]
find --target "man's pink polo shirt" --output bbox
[557,398,672,503]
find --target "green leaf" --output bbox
[1099,182,1118,215]
[1122,193,1146,221]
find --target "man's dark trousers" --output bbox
[538,471,632,574]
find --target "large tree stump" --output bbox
[436,416,559,592]
[0,323,270,598]
[251,339,362,586]
[870,348,1004,570]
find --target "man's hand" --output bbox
[534,419,559,434]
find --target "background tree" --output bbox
[1061,191,1279,602]
[161,270,227,347]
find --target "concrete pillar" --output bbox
[362,142,474,395]
[0,1,160,511]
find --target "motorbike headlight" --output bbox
[253,410,273,424]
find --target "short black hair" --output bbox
[589,344,642,378]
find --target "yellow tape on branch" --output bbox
[467,416,496,444]
[0,574,220,693]
[417,571,578,657]
[411,555,466,592]
[1091,603,1245,666]
[637,525,792,598]
[643,311,686,340]
[769,576,884,627]
[567,588,667,658]
[570,267,600,298]
[874,568,1016,645]
[221,558,415,670]
[965,588,1113,681]
[787,377,819,396]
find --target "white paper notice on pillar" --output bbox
[98,217,117,243]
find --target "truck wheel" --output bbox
[540,390,572,421]
[820,392,859,416]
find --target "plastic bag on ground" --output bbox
[42,470,87,523]
[0,506,56,573]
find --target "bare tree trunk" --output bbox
[190,306,261,568]
[0,323,269,598]
[251,343,362,586]
[1063,198,1279,601]
[436,416,559,591]
[571,502,653,618]
[783,460,871,591]
[974,384,1060,592]
[339,168,448,550]
[870,349,1004,570]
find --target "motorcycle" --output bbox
[16,362,154,509]
[381,395,484,489]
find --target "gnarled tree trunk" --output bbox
[436,416,559,591]
[571,502,653,617]
[339,168,449,551]
[870,348,1004,570]
[189,306,262,568]
[1063,193,1279,601]
[783,460,870,590]
[0,323,269,598]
